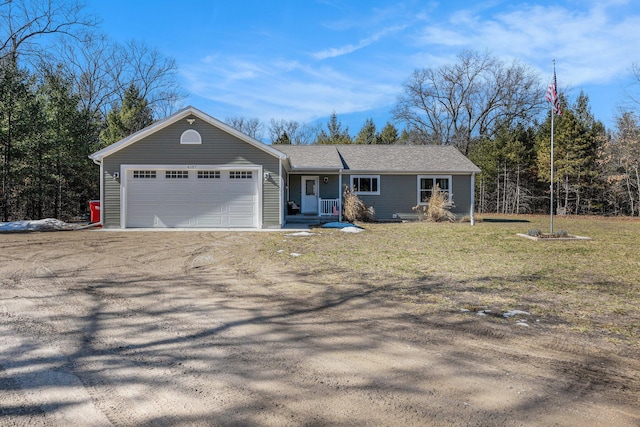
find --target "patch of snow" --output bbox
[340,226,364,233]
[460,308,470,312]
[516,322,530,327]
[290,253,302,257]
[323,222,362,229]
[0,218,75,232]
[277,249,284,253]
[503,310,531,318]
[285,231,315,237]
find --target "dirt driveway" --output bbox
[1,230,638,426]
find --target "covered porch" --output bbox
[285,173,343,224]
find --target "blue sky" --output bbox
[87,0,640,136]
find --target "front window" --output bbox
[351,175,380,195]
[418,176,451,204]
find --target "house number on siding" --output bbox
[186,165,197,169]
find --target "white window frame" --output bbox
[180,129,202,144]
[417,175,452,205]
[350,175,380,195]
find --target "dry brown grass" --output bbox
[343,186,374,222]
[260,215,640,352]
[412,185,456,222]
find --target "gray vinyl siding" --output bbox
[102,115,281,228]
[284,173,474,221]
[103,170,121,227]
[344,174,474,220]
[287,175,301,206]
[319,175,342,200]
[347,175,416,220]
[451,174,473,215]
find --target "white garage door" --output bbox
[125,168,259,228]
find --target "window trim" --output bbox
[417,175,452,205]
[350,175,380,195]
[180,129,202,144]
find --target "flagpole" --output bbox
[550,95,555,235]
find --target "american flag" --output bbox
[545,68,562,115]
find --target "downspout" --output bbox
[470,172,476,226]
[338,168,343,222]
[279,158,284,227]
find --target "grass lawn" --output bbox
[260,215,639,352]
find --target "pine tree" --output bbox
[355,118,376,144]
[34,66,99,219]
[315,111,352,144]
[273,130,291,145]
[0,57,39,220]
[100,84,153,146]
[377,122,399,144]
[536,92,602,214]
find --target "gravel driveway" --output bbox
[1,230,638,426]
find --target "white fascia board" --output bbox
[344,170,476,175]
[89,106,286,161]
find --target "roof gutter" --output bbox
[470,172,476,226]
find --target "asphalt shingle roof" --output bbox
[275,145,344,169]
[276,144,480,173]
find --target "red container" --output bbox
[89,200,101,223]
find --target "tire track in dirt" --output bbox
[3,230,640,426]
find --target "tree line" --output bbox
[2,1,639,220]
[235,50,640,217]
[1,0,181,221]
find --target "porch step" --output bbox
[286,215,339,225]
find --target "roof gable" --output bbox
[90,106,285,161]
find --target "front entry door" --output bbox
[301,176,319,214]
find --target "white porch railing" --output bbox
[319,198,340,216]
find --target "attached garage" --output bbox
[89,106,285,229]
[123,167,260,228]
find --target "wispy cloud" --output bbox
[414,2,640,86]
[180,1,639,131]
[182,53,398,125]
[311,24,407,60]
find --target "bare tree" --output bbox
[601,111,640,215]
[392,50,543,154]
[0,0,96,61]
[116,40,186,118]
[58,33,119,118]
[225,116,264,140]
[58,36,186,120]
[268,119,318,145]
